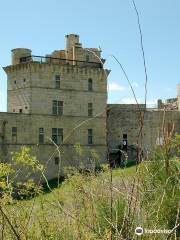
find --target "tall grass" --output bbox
[0,134,179,239]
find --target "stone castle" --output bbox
[0,34,180,179]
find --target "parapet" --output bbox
[11,48,32,65]
[108,104,146,111]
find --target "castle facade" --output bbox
[0,34,180,179]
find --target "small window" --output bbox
[122,134,127,150]
[55,75,60,89]
[19,109,22,113]
[12,127,17,142]
[39,128,44,144]
[14,80,16,84]
[86,55,90,62]
[88,78,93,91]
[23,78,26,82]
[52,100,63,115]
[52,128,63,145]
[88,129,93,144]
[12,127,17,137]
[54,157,59,165]
[88,103,93,117]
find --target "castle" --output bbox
[0,34,180,180]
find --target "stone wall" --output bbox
[0,112,107,180]
[107,104,180,160]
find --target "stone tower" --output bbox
[1,34,109,179]
[4,34,108,116]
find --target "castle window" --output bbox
[39,128,44,144]
[88,129,93,144]
[122,134,127,151]
[52,128,63,145]
[19,109,22,113]
[52,100,63,115]
[55,75,60,89]
[54,157,59,165]
[14,80,16,84]
[88,78,93,91]
[88,103,93,117]
[12,127,17,142]
[12,127,17,137]
[86,55,90,62]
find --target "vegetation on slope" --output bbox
[0,135,179,239]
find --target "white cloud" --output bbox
[132,82,139,88]
[108,82,125,91]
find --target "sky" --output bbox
[0,0,180,111]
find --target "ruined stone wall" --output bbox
[143,110,180,152]
[107,104,180,159]
[68,47,101,63]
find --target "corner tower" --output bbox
[4,35,108,116]
[4,48,32,113]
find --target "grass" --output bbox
[22,164,137,204]
[112,164,136,177]
[2,136,179,239]
[4,161,179,239]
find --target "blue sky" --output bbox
[0,0,180,111]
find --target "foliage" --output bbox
[12,146,44,172]
[139,134,180,239]
[0,136,179,239]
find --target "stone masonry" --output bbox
[107,104,180,162]
[0,34,109,180]
[0,34,180,180]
